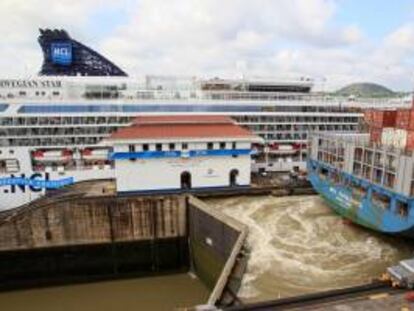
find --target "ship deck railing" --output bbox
[1,89,410,108]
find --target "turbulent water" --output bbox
[208,195,414,302]
[1,195,413,309]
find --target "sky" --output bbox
[1,0,414,91]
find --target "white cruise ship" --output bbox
[0,28,407,211]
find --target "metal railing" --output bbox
[2,88,410,108]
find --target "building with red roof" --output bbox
[107,115,256,141]
[105,115,261,193]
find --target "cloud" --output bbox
[0,0,412,91]
[385,23,414,51]
[342,25,363,44]
[100,0,367,83]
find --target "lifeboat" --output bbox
[81,148,109,160]
[268,144,297,155]
[32,150,44,159]
[32,149,73,162]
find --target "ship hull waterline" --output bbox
[308,169,414,239]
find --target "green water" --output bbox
[0,274,209,311]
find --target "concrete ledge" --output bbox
[117,185,250,197]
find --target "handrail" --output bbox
[1,89,410,108]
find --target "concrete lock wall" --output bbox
[0,193,247,305]
[0,195,189,288]
[187,196,248,305]
[0,196,187,250]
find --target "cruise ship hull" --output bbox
[307,160,414,239]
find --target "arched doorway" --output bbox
[181,171,192,189]
[229,169,239,187]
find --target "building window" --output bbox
[129,144,135,152]
[207,142,214,150]
[220,142,226,149]
[143,144,149,151]
[169,143,175,151]
[232,142,237,149]
[156,143,162,151]
[182,143,188,150]
[52,91,60,96]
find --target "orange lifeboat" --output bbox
[81,148,109,160]
[32,149,72,162]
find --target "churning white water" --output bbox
[208,195,414,302]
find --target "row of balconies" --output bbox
[0,136,101,147]
[0,116,131,126]
[235,116,359,123]
[0,127,116,137]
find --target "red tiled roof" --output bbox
[109,115,256,140]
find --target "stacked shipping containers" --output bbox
[364,103,414,151]
[366,110,396,144]
[370,127,382,144]
[372,110,397,128]
[381,128,395,146]
[364,109,374,125]
[395,108,414,150]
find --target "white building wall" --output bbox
[115,155,251,192]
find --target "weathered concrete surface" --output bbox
[0,193,189,290]
[0,188,249,308]
[0,195,186,251]
[188,196,248,307]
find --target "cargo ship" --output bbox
[308,105,414,237]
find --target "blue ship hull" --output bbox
[308,159,414,238]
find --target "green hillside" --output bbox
[336,82,395,98]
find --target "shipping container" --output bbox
[380,129,414,151]
[406,130,414,151]
[396,109,410,129]
[364,109,374,125]
[394,129,408,149]
[372,110,397,128]
[381,128,395,146]
[396,109,414,130]
[370,127,382,144]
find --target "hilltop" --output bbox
[336,82,395,98]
